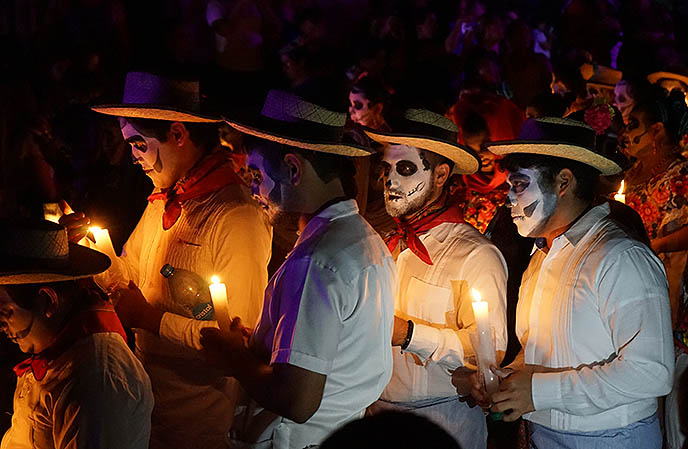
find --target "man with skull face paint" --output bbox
[364,109,508,449]
[61,72,272,449]
[484,117,674,449]
[199,90,397,449]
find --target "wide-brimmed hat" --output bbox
[647,70,688,88]
[91,71,221,123]
[223,90,372,157]
[485,117,622,175]
[0,220,111,285]
[364,109,480,174]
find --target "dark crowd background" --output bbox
[1,0,688,444]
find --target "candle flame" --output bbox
[89,226,102,233]
[211,275,220,284]
[617,180,625,195]
[471,288,482,302]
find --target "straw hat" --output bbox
[647,70,688,87]
[485,117,622,175]
[364,109,480,174]
[0,220,111,285]
[224,90,372,157]
[91,72,221,123]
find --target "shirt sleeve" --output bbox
[268,256,347,375]
[406,244,508,370]
[531,246,674,415]
[159,203,272,350]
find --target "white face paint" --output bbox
[246,151,283,225]
[121,121,185,188]
[614,81,635,124]
[506,168,558,237]
[382,144,435,217]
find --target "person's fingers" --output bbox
[490,399,513,413]
[230,317,242,330]
[491,365,513,378]
[200,326,221,340]
[58,199,74,215]
[501,408,520,422]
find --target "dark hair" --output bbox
[350,74,391,107]
[461,111,489,139]
[6,278,106,311]
[320,411,461,449]
[245,136,358,198]
[527,93,569,118]
[632,85,688,145]
[120,117,220,152]
[499,153,599,202]
[419,149,455,175]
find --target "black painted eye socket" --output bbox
[351,101,364,111]
[396,160,418,177]
[626,118,640,131]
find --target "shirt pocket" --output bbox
[404,277,453,325]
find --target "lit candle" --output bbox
[209,276,231,331]
[470,289,500,394]
[88,226,117,260]
[614,180,625,204]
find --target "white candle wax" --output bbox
[209,276,231,331]
[89,227,117,261]
[470,289,499,394]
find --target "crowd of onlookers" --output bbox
[2,0,688,447]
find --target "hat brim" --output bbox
[485,140,622,175]
[364,129,480,174]
[91,104,222,123]
[224,117,373,157]
[647,72,688,86]
[0,243,111,285]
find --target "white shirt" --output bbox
[381,222,508,402]
[100,183,272,449]
[250,199,397,449]
[1,332,153,449]
[520,203,674,431]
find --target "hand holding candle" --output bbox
[209,276,231,331]
[470,288,500,395]
[614,180,625,204]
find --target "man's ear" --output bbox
[38,287,60,318]
[283,153,303,186]
[556,168,576,198]
[169,122,189,147]
[434,163,451,189]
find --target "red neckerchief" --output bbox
[385,191,465,265]
[13,305,127,381]
[462,168,508,194]
[147,150,246,230]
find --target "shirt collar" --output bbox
[295,199,359,245]
[531,202,610,254]
[428,221,455,243]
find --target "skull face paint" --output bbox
[382,144,435,217]
[506,168,558,237]
[614,81,635,124]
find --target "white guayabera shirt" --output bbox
[519,203,674,431]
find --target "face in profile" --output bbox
[506,167,557,237]
[246,150,285,225]
[121,121,184,189]
[0,286,40,354]
[381,144,436,218]
[464,131,496,174]
[348,91,383,129]
[620,111,651,159]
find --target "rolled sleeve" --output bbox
[406,323,442,363]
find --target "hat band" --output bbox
[402,121,459,144]
[520,120,596,149]
[250,116,347,145]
